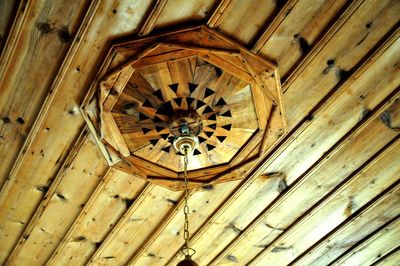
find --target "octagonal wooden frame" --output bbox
[81,26,287,191]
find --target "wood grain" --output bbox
[1,0,399,264]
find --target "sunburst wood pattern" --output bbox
[86,28,285,189]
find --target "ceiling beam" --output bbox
[251,0,299,53]
[207,0,232,28]
[138,0,169,36]
[0,0,33,81]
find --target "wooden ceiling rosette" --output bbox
[82,26,286,191]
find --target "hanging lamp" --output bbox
[173,122,199,266]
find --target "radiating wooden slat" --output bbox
[87,184,182,265]
[0,1,153,263]
[166,30,400,265]
[46,169,147,265]
[0,0,91,188]
[5,129,109,265]
[331,217,400,266]
[101,112,130,157]
[283,0,400,129]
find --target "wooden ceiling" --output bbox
[0,0,399,265]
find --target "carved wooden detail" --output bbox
[83,26,286,190]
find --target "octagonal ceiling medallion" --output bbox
[82,26,287,191]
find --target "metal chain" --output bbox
[181,150,195,257]
[183,154,190,252]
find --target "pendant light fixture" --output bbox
[173,123,199,266]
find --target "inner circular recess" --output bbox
[169,110,203,137]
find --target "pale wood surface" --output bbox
[0,0,399,265]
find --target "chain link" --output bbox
[183,154,190,254]
[181,151,197,257]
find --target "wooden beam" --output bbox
[0,0,33,80]
[126,193,188,264]
[251,0,299,53]
[292,198,400,265]
[207,0,232,28]
[138,0,168,36]
[0,0,95,188]
[281,0,362,88]
[212,131,400,265]
[251,0,349,76]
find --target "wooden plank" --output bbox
[166,173,287,265]
[204,92,400,265]
[251,0,299,53]
[128,180,241,265]
[153,0,217,31]
[101,112,130,157]
[245,134,400,265]
[0,0,31,78]
[0,0,91,188]
[294,199,400,265]
[166,34,400,264]
[198,52,253,82]
[283,0,400,129]
[209,0,278,46]
[4,129,108,265]
[254,0,348,77]
[331,218,400,266]
[132,49,197,69]
[46,169,147,265]
[0,0,20,53]
[138,0,168,36]
[102,66,134,112]
[87,184,181,265]
[207,0,232,28]
[261,28,400,186]
[373,247,400,266]
[0,0,153,263]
